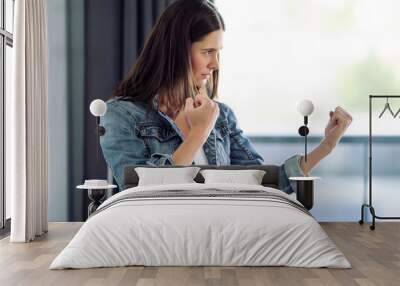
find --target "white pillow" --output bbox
[135,167,201,186]
[200,169,266,185]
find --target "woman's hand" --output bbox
[299,106,353,175]
[173,93,219,141]
[323,106,353,151]
[184,94,220,142]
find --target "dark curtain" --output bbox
[69,0,175,221]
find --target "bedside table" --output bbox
[289,177,320,210]
[77,180,117,217]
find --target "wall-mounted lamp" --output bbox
[297,99,314,163]
[89,99,107,161]
[76,99,116,218]
[290,99,319,210]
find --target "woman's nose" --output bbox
[208,54,219,70]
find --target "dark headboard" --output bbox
[123,165,280,190]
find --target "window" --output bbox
[1,0,14,232]
[216,1,400,136]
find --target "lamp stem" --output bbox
[304,116,308,164]
[305,132,307,163]
[96,116,100,162]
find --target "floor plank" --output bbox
[0,222,399,286]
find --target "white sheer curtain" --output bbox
[10,0,48,242]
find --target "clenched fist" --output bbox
[173,93,219,141]
[324,106,353,150]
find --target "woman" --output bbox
[100,0,352,192]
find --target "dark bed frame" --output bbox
[123,165,314,210]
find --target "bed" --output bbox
[50,165,351,269]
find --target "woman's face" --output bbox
[191,29,224,89]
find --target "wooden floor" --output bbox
[0,222,399,286]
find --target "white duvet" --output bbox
[50,183,351,269]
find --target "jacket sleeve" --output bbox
[100,102,174,190]
[222,102,305,194]
[279,155,306,194]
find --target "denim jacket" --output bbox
[100,97,305,192]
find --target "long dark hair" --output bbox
[113,0,225,116]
